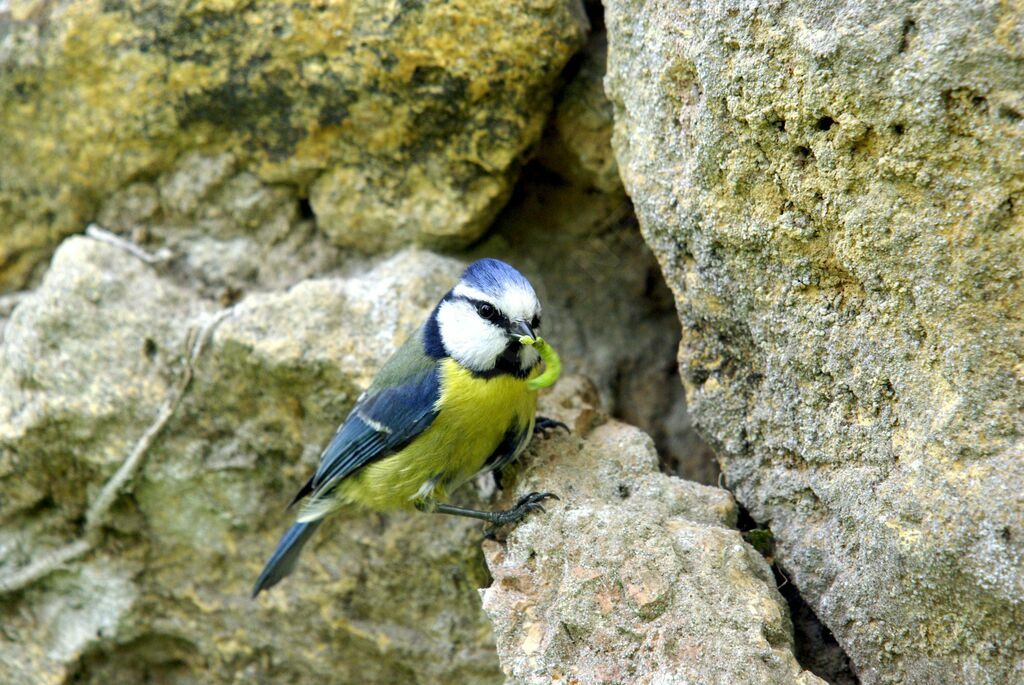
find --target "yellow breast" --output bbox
[341,359,537,511]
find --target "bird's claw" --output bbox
[499,491,559,524]
[484,491,559,537]
[534,416,570,437]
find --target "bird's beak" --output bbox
[512,320,535,341]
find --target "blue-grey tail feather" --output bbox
[251,520,322,598]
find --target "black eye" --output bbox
[477,302,497,320]
[531,315,541,330]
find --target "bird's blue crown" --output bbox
[460,258,534,298]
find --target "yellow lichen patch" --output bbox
[0,0,586,289]
[884,518,924,546]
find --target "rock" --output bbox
[535,29,622,193]
[605,1,1024,682]
[0,237,209,522]
[0,237,733,684]
[0,0,588,290]
[94,152,346,302]
[0,290,30,340]
[481,377,825,684]
[481,3,714,482]
[0,236,208,683]
[88,88,717,484]
[0,244,500,684]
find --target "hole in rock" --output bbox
[898,18,917,53]
[297,197,315,220]
[998,106,1022,123]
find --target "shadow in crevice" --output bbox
[736,505,860,685]
[778,568,860,685]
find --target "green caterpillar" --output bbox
[519,336,562,391]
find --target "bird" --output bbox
[252,258,567,597]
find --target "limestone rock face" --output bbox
[0,237,211,522]
[482,377,825,685]
[605,1,1024,682]
[0,241,500,685]
[93,150,347,303]
[0,0,588,289]
[0,1,733,682]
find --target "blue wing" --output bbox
[255,331,440,594]
[288,332,442,510]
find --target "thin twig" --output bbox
[84,308,229,530]
[0,539,92,594]
[85,224,172,265]
[0,308,232,595]
[776,565,790,591]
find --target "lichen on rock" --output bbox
[605,0,1024,682]
[0,0,588,289]
[476,171,718,483]
[535,28,621,193]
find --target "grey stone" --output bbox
[536,29,622,193]
[0,237,208,521]
[477,174,718,483]
[0,244,499,685]
[605,1,1024,682]
[96,158,342,300]
[482,377,825,685]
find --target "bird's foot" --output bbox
[484,491,559,538]
[533,416,570,437]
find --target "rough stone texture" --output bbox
[0,242,501,685]
[96,151,346,301]
[0,237,211,522]
[605,1,1024,683]
[0,0,588,290]
[503,12,717,482]
[482,376,825,685]
[536,28,621,193]
[0,235,733,685]
[88,145,718,484]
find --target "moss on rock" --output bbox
[0,0,588,289]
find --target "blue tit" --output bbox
[252,258,566,596]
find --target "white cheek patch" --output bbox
[437,299,508,371]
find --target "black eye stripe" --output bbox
[454,296,512,329]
